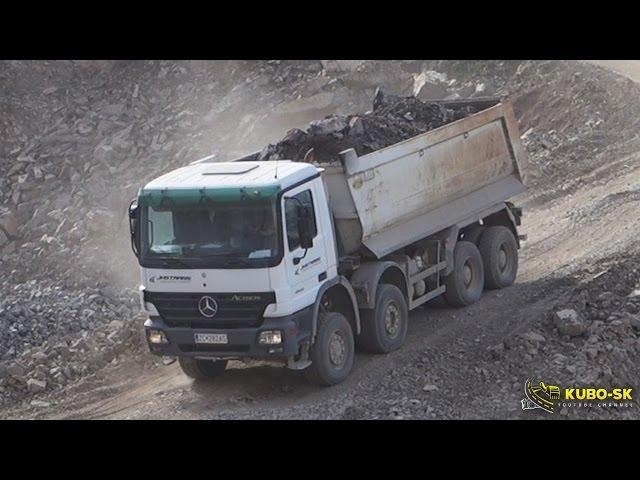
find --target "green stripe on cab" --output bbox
[138,185,281,207]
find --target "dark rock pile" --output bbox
[257,89,486,164]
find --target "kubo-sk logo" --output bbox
[521,378,634,414]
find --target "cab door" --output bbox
[282,181,328,313]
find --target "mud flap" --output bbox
[286,341,311,370]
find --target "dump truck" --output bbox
[128,97,528,385]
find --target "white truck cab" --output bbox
[129,98,528,385]
[131,160,360,384]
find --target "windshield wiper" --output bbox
[199,251,242,258]
[221,257,253,267]
[195,251,257,267]
[159,258,191,268]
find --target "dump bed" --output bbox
[321,98,528,257]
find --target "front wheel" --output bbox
[178,357,228,380]
[305,312,355,386]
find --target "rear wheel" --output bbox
[358,284,408,353]
[305,312,355,386]
[444,241,485,307]
[178,357,228,380]
[479,226,518,289]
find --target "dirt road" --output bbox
[3,60,640,419]
[588,61,640,82]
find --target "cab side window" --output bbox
[285,189,317,251]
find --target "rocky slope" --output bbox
[1,60,640,417]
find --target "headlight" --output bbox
[147,329,168,344]
[259,330,282,345]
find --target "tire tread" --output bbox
[444,241,484,307]
[478,226,518,290]
[357,284,408,354]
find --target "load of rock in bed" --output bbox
[257,90,486,164]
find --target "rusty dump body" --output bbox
[319,97,528,258]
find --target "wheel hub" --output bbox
[328,330,347,367]
[384,302,401,338]
[498,247,508,271]
[463,261,473,286]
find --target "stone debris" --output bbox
[510,254,640,404]
[26,378,47,393]
[520,331,547,343]
[553,309,587,337]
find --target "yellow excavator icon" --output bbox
[522,379,561,413]
[532,381,561,400]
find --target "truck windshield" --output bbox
[140,199,280,268]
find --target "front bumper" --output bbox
[144,306,313,360]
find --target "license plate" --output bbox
[194,333,228,345]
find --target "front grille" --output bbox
[144,291,275,329]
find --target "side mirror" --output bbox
[296,205,313,249]
[128,199,139,257]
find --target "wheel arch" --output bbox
[455,204,521,257]
[482,207,520,248]
[311,276,361,342]
[350,261,409,310]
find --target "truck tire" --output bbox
[357,284,409,353]
[178,357,228,380]
[305,312,354,386]
[478,226,518,289]
[444,241,484,307]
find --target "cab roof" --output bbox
[142,161,319,192]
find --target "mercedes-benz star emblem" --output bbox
[198,296,218,318]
